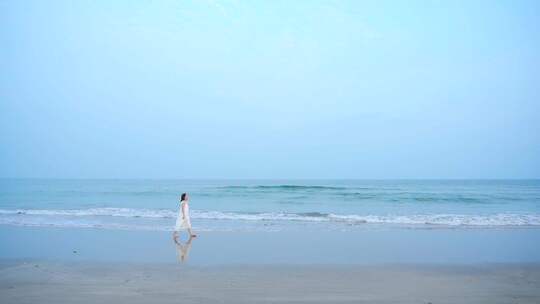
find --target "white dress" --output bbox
[175,201,191,231]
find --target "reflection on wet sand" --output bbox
[173,235,194,263]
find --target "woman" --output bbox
[174,193,197,238]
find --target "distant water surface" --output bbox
[0,179,539,232]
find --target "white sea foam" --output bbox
[326,213,540,226]
[1,208,540,229]
[0,208,176,218]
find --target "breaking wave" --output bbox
[1,208,539,228]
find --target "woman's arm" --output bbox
[181,203,186,219]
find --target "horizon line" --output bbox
[1,177,539,181]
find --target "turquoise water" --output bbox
[0,179,539,231]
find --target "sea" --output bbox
[1,179,539,233]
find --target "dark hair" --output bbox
[181,193,187,201]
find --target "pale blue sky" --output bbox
[1,0,539,178]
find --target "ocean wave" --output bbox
[219,185,347,190]
[1,208,539,227]
[0,208,176,218]
[326,213,540,226]
[26,190,180,196]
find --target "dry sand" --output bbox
[1,261,539,304]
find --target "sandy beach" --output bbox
[1,226,540,303]
[1,261,539,304]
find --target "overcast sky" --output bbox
[1,0,539,179]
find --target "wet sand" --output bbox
[1,226,539,303]
[2,226,540,265]
[1,261,539,304]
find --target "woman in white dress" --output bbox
[173,193,197,238]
